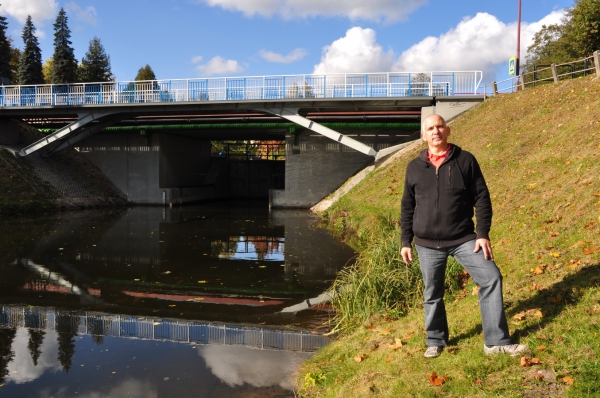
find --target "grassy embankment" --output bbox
[298,75,600,397]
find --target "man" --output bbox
[400,114,527,358]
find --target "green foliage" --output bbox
[8,37,20,84]
[135,64,156,81]
[17,16,43,85]
[78,36,114,82]
[51,8,77,84]
[0,4,11,83]
[525,0,600,70]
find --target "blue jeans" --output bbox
[415,240,512,347]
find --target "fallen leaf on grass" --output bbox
[549,231,560,237]
[535,374,544,381]
[583,246,600,255]
[550,252,560,258]
[354,354,367,363]
[531,266,546,275]
[562,376,574,385]
[529,283,543,291]
[552,294,563,304]
[472,286,480,296]
[427,372,448,386]
[537,345,547,351]
[402,330,416,340]
[567,259,581,268]
[474,379,483,386]
[568,241,586,249]
[521,357,543,367]
[368,322,374,329]
[384,357,394,362]
[389,338,403,350]
[583,222,598,228]
[378,327,393,336]
[513,309,544,321]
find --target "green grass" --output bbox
[299,75,600,397]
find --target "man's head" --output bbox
[421,114,451,152]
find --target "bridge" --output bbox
[0,71,484,207]
[0,305,329,352]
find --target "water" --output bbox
[0,201,355,397]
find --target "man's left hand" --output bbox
[474,238,494,261]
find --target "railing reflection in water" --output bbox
[0,305,328,352]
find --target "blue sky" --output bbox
[1,0,573,84]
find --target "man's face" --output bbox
[422,115,451,149]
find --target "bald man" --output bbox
[400,114,527,358]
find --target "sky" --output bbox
[1,0,574,85]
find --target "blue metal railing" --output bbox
[0,71,483,108]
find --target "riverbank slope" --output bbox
[299,75,600,397]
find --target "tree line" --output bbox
[0,5,155,86]
[524,0,599,71]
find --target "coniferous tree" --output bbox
[0,328,17,385]
[51,8,77,84]
[135,64,156,81]
[27,329,45,366]
[17,16,43,85]
[0,4,11,84]
[78,37,114,82]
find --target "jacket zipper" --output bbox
[436,167,440,248]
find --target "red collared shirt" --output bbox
[427,144,451,169]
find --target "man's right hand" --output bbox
[400,247,413,264]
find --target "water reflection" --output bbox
[0,202,354,396]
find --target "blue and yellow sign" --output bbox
[508,56,517,75]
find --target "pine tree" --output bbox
[51,8,77,84]
[78,37,114,82]
[135,64,156,81]
[0,4,12,84]
[17,16,43,85]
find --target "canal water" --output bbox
[0,201,355,397]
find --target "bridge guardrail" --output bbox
[0,71,482,108]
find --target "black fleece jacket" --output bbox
[400,145,492,249]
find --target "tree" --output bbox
[42,57,53,83]
[8,37,21,84]
[0,3,11,84]
[78,36,114,82]
[135,64,156,81]
[525,0,600,70]
[17,16,44,85]
[51,8,77,84]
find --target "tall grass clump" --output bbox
[329,214,464,334]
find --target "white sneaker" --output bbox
[424,346,444,358]
[484,343,528,356]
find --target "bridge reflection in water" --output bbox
[0,305,329,352]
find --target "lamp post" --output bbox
[516,0,522,76]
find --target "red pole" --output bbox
[516,0,522,76]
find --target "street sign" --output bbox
[508,56,517,75]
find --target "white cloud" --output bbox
[312,27,394,74]
[393,10,566,80]
[196,56,244,76]
[260,48,308,63]
[200,0,427,22]
[64,2,98,25]
[199,344,311,389]
[191,55,204,63]
[0,0,58,24]
[7,328,62,384]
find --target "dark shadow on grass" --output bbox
[448,263,600,345]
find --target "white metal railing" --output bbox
[0,71,483,108]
